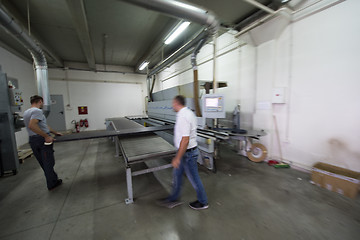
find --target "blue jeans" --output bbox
[168,148,208,205]
[29,135,59,189]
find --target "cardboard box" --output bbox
[311,162,360,199]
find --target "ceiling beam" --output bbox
[66,0,96,70]
[0,0,64,67]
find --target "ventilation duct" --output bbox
[0,7,51,116]
[120,0,218,35]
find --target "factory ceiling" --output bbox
[0,0,289,73]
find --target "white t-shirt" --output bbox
[174,107,197,149]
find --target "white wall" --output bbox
[155,0,360,171]
[284,0,360,171]
[48,69,147,130]
[0,47,36,147]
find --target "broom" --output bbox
[273,115,290,168]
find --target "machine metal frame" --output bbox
[228,130,267,162]
[117,137,174,204]
[106,118,176,204]
[56,117,177,204]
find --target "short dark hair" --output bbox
[174,95,186,106]
[30,95,43,104]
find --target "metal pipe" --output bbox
[50,77,143,85]
[243,0,276,14]
[191,39,206,117]
[236,0,293,38]
[149,30,209,76]
[236,0,340,38]
[236,13,274,37]
[293,0,323,14]
[0,7,51,116]
[212,34,218,127]
[193,69,201,117]
[146,76,151,102]
[149,75,156,101]
[193,69,201,116]
[293,0,345,22]
[235,7,291,38]
[234,2,277,31]
[119,0,219,77]
[121,0,219,111]
[191,39,206,70]
[119,0,218,35]
[160,42,246,83]
[212,34,217,93]
[51,67,144,75]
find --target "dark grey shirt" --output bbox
[23,107,50,136]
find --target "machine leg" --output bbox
[115,137,119,157]
[212,142,218,173]
[245,137,252,152]
[125,167,134,204]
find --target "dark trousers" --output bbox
[29,135,58,189]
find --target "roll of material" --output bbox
[247,143,267,162]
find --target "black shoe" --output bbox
[189,200,209,210]
[48,179,62,191]
[156,198,183,209]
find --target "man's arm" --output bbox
[172,136,189,168]
[48,125,63,136]
[29,119,54,143]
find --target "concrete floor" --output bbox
[0,138,359,240]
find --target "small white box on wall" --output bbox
[272,87,286,104]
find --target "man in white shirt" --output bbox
[159,95,208,210]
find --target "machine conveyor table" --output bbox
[119,135,176,163]
[54,125,173,142]
[105,117,176,204]
[54,117,176,204]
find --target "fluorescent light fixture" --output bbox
[164,21,190,45]
[138,61,149,71]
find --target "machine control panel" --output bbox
[204,96,224,112]
[201,94,225,119]
[8,88,24,106]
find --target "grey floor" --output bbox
[0,138,359,240]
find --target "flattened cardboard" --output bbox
[311,162,360,199]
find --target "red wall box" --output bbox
[78,106,88,115]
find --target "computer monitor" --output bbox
[205,97,219,109]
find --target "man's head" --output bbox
[30,95,44,108]
[172,95,186,112]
